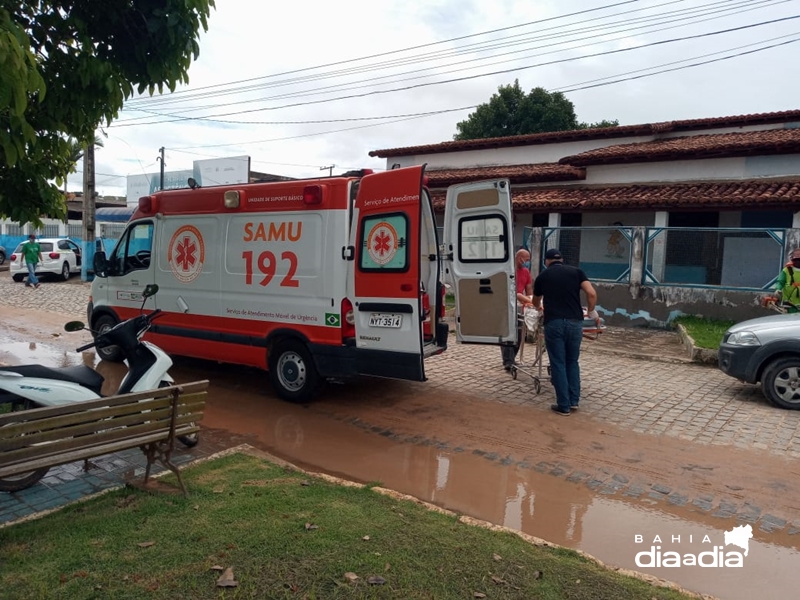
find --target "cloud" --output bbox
[67,0,800,199]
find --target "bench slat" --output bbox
[0,381,209,426]
[0,380,209,495]
[0,425,201,478]
[0,401,206,453]
[0,394,206,441]
[0,414,202,467]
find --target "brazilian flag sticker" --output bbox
[325,313,341,327]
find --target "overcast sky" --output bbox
[77,0,800,199]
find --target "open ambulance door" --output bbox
[442,179,516,344]
[347,165,428,381]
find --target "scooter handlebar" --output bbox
[75,340,96,352]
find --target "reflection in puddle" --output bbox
[201,393,800,600]
[0,339,88,369]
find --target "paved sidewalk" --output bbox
[423,335,800,460]
[3,274,800,531]
[2,275,798,461]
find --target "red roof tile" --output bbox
[425,163,584,186]
[430,179,800,212]
[559,128,800,166]
[369,109,800,158]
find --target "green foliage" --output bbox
[673,315,735,349]
[0,0,215,226]
[454,80,618,141]
[0,452,697,599]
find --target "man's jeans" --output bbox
[544,318,583,410]
[26,262,39,286]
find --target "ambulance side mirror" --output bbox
[93,252,108,278]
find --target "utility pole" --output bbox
[81,141,96,282]
[320,164,335,177]
[158,146,166,190]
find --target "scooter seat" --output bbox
[0,365,105,396]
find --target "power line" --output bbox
[134,105,479,127]
[117,0,768,116]
[109,14,800,128]
[123,0,643,103]
[558,35,800,92]
[167,0,787,119]
[166,32,798,151]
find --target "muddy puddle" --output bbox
[2,333,799,600]
[197,394,799,600]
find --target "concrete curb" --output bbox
[676,324,719,365]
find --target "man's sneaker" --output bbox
[551,404,570,416]
[570,405,579,411]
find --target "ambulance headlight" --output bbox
[224,191,240,209]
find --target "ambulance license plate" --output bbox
[369,313,403,328]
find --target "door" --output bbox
[442,179,515,344]
[95,220,156,316]
[348,165,427,381]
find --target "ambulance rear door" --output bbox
[442,179,516,344]
[348,165,427,381]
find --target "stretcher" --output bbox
[510,306,605,395]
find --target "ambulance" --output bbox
[88,165,517,402]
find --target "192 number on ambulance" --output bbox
[242,250,299,287]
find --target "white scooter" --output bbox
[0,284,198,491]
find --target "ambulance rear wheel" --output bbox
[269,340,319,403]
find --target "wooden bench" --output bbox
[0,381,208,497]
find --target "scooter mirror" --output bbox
[64,321,86,332]
[142,284,159,298]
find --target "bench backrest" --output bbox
[0,381,208,474]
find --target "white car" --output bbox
[9,238,83,282]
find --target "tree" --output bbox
[0,1,215,226]
[454,80,618,141]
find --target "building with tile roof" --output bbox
[370,109,800,324]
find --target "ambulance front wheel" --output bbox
[268,339,320,403]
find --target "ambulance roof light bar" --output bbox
[224,190,240,209]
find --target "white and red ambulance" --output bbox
[88,165,517,402]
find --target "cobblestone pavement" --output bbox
[3,275,800,534]
[2,274,799,461]
[423,338,800,460]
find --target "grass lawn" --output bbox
[673,315,736,349]
[0,451,701,600]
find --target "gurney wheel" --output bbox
[534,378,541,394]
[511,366,518,380]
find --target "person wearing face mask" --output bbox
[773,248,800,312]
[502,248,534,371]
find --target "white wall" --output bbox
[585,155,800,185]
[384,122,792,170]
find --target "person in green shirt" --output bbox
[21,234,43,288]
[773,248,800,312]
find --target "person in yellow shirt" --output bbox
[773,248,800,313]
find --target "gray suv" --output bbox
[718,313,800,409]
